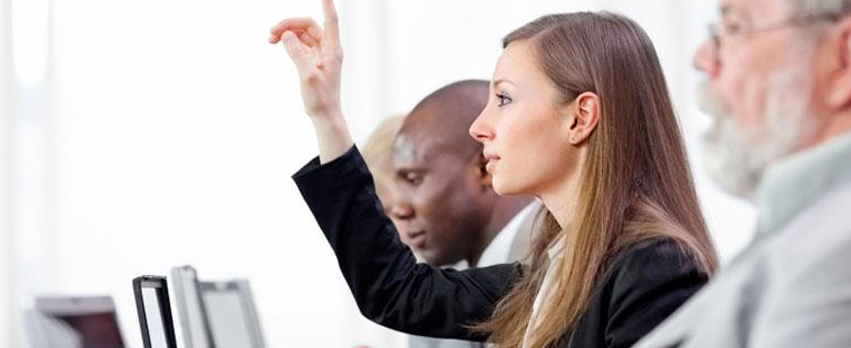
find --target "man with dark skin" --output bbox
[390,80,534,268]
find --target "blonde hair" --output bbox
[362,116,405,182]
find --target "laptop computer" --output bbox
[23,295,126,348]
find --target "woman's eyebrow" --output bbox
[493,79,515,88]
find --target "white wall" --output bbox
[1,0,13,344]
[2,1,757,348]
[49,1,362,347]
[6,0,57,347]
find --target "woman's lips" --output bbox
[485,158,499,174]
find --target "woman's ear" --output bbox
[566,92,600,145]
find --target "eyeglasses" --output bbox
[707,12,843,65]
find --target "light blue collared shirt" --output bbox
[755,133,851,236]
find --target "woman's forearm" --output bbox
[310,112,353,164]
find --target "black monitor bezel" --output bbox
[133,275,179,348]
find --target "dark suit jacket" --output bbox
[293,146,707,348]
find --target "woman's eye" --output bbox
[497,93,513,107]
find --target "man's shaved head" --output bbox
[397,80,490,160]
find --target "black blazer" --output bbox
[293,147,707,348]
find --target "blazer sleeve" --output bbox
[603,240,709,348]
[292,146,521,341]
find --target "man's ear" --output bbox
[828,17,851,109]
[565,92,601,145]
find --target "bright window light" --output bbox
[10,0,48,88]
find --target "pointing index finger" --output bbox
[321,0,340,44]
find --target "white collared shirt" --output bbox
[521,235,567,348]
[478,202,540,267]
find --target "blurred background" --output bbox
[0,0,755,347]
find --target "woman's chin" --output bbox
[492,179,523,196]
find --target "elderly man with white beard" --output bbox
[634,0,851,347]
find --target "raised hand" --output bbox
[270,0,352,163]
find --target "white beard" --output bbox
[698,69,813,201]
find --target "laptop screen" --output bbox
[203,288,254,347]
[198,280,266,348]
[52,312,124,347]
[28,296,125,348]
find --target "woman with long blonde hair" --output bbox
[271,1,717,347]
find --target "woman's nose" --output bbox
[469,109,495,143]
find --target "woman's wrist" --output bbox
[310,113,354,164]
[308,106,343,124]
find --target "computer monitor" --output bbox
[198,280,266,348]
[23,295,126,348]
[171,266,213,348]
[170,265,266,348]
[133,276,178,348]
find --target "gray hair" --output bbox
[780,0,851,39]
[782,0,851,16]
